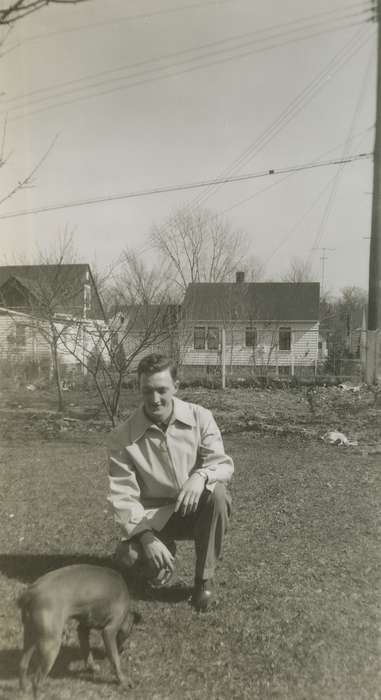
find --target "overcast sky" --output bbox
[0,0,376,296]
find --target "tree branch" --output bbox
[0,1,89,25]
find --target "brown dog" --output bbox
[18,564,140,697]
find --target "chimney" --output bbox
[236,271,245,283]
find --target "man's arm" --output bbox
[196,407,234,483]
[108,445,174,573]
[175,407,234,516]
[108,445,152,539]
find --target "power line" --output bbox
[121,27,373,253]
[185,25,374,212]
[0,152,371,221]
[1,2,372,109]
[220,125,374,220]
[308,41,375,258]
[4,19,371,122]
[1,0,372,60]
[0,0,246,55]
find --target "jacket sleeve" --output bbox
[195,408,234,484]
[108,444,152,539]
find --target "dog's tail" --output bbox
[17,587,35,613]
[17,588,38,693]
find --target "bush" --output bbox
[0,357,51,388]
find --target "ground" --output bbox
[0,385,381,699]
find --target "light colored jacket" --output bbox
[108,397,234,538]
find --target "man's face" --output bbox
[140,368,178,423]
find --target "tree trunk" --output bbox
[51,329,64,412]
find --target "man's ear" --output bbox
[173,380,180,394]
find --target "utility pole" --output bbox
[314,247,335,294]
[366,0,381,382]
[221,327,226,389]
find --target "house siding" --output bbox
[0,311,51,362]
[181,321,319,371]
[0,310,109,377]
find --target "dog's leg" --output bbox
[102,625,127,686]
[32,635,61,699]
[116,610,138,654]
[77,623,99,673]
[19,623,36,693]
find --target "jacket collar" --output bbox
[130,396,195,442]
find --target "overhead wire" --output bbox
[186,25,374,212]
[219,125,374,221]
[1,2,372,109]
[3,16,372,122]
[111,124,375,265]
[307,41,375,260]
[0,0,372,60]
[0,0,247,55]
[151,26,374,260]
[0,152,371,221]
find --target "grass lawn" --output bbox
[0,433,381,699]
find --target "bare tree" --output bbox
[0,0,90,204]
[62,252,180,425]
[281,256,314,283]
[0,1,88,26]
[0,233,96,411]
[117,250,174,305]
[59,250,180,425]
[65,304,178,426]
[151,207,254,293]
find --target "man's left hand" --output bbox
[175,472,206,517]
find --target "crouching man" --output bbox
[108,353,234,612]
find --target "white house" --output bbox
[180,275,320,377]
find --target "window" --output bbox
[245,327,257,347]
[194,327,206,350]
[194,326,220,350]
[279,327,291,351]
[207,327,219,350]
[15,323,26,346]
[279,365,291,377]
[84,283,91,311]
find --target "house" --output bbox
[0,264,107,379]
[180,274,320,377]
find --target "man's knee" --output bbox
[206,483,232,517]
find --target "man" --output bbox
[108,353,233,612]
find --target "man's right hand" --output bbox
[139,531,175,576]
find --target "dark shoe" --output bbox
[191,579,214,612]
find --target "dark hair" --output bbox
[137,354,177,382]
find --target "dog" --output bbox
[17,564,140,697]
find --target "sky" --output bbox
[0,0,377,296]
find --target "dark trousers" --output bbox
[115,483,231,581]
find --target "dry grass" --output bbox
[0,430,381,699]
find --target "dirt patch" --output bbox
[0,384,380,453]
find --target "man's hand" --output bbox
[175,472,206,517]
[139,532,174,579]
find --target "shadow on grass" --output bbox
[0,644,106,683]
[0,553,193,603]
[0,553,112,584]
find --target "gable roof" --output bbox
[0,264,105,320]
[182,282,320,322]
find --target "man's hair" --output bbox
[137,354,178,382]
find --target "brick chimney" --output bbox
[236,271,245,283]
